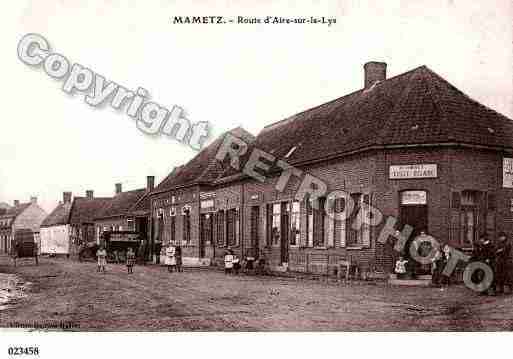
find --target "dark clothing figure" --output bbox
[175,246,183,272]
[494,239,512,294]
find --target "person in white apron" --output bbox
[224,249,234,274]
[165,244,176,272]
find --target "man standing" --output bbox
[494,232,512,295]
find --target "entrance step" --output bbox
[388,273,432,286]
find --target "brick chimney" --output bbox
[30,196,37,204]
[86,190,94,199]
[63,192,72,203]
[115,183,122,195]
[364,61,387,88]
[14,200,19,206]
[147,176,155,192]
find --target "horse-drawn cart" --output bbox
[11,229,38,266]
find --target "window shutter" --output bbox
[487,192,496,211]
[362,193,371,247]
[450,192,460,243]
[326,198,335,248]
[486,192,496,239]
[307,199,314,247]
[266,204,271,247]
[235,207,240,246]
[299,200,308,247]
[452,192,461,209]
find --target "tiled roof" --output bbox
[218,65,513,179]
[69,197,112,225]
[0,203,31,220]
[153,127,255,193]
[41,202,72,227]
[95,189,147,220]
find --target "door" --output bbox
[250,206,260,258]
[280,202,290,264]
[199,213,212,258]
[399,190,429,275]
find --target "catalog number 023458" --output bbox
[7,347,39,356]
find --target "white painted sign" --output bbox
[389,164,437,179]
[200,192,216,200]
[200,200,215,209]
[503,158,513,188]
[401,190,427,205]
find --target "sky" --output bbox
[1,0,512,214]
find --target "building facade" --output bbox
[152,62,513,275]
[0,197,47,254]
[40,192,73,255]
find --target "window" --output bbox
[460,191,480,246]
[313,197,326,247]
[127,219,135,231]
[347,193,370,247]
[271,203,281,246]
[170,216,176,244]
[226,208,239,247]
[290,201,300,246]
[306,197,313,247]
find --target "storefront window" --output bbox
[271,203,281,246]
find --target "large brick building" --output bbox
[153,62,513,275]
[149,128,255,266]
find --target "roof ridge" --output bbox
[262,65,427,132]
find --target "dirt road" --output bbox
[1,256,512,331]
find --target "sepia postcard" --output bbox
[1,1,512,358]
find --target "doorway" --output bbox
[399,190,429,275]
[199,213,213,258]
[250,206,260,258]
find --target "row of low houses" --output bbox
[28,61,513,275]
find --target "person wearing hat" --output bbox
[494,232,512,295]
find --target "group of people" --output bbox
[394,230,512,295]
[164,243,183,272]
[95,242,182,274]
[472,232,512,295]
[223,249,241,275]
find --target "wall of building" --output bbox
[13,203,47,233]
[150,185,201,263]
[40,225,70,254]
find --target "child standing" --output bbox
[165,244,176,272]
[97,246,107,273]
[126,247,136,274]
[224,249,234,274]
[395,256,408,279]
[232,254,241,275]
